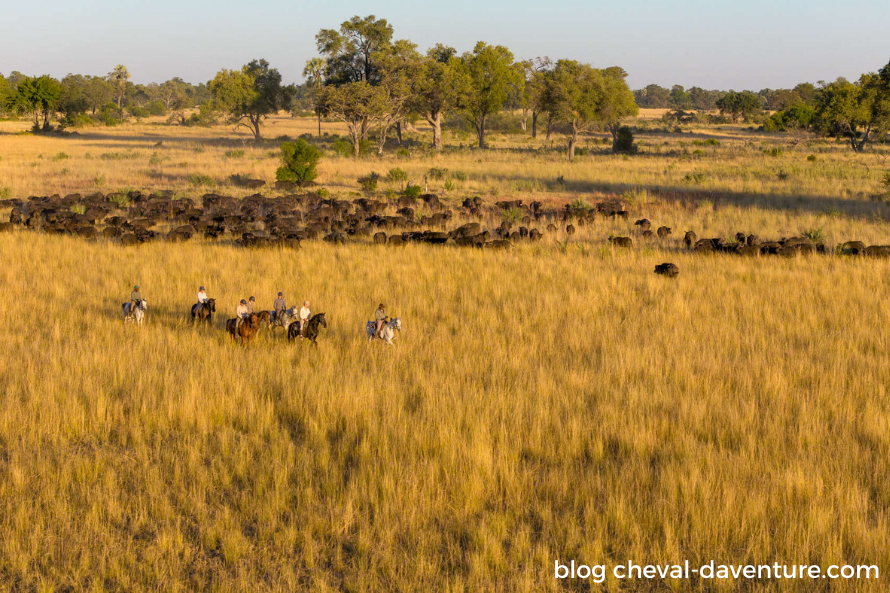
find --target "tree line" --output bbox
[1,15,888,155]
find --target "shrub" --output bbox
[614,126,636,153]
[452,171,468,181]
[52,152,69,161]
[70,204,86,215]
[501,207,523,223]
[0,187,11,200]
[128,106,150,119]
[807,154,818,162]
[569,199,593,212]
[186,173,216,187]
[684,172,705,184]
[801,227,826,243]
[108,194,130,208]
[427,167,448,180]
[276,139,321,184]
[148,152,165,166]
[882,171,890,191]
[358,172,380,192]
[147,101,167,116]
[92,175,106,187]
[225,149,245,159]
[386,168,408,183]
[763,147,783,157]
[403,185,422,199]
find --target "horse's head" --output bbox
[207,298,216,312]
[139,299,147,310]
[316,313,327,328]
[392,318,401,332]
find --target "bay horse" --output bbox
[288,312,327,345]
[255,310,271,327]
[191,298,216,324]
[226,313,260,346]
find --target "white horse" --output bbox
[367,318,401,346]
[123,299,147,325]
[273,307,298,332]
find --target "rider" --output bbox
[247,296,256,315]
[273,292,286,322]
[299,301,311,337]
[127,285,142,317]
[235,299,250,330]
[374,303,387,338]
[197,286,209,306]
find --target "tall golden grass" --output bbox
[1,115,889,590]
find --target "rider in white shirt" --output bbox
[299,301,311,337]
[197,286,208,305]
[235,299,250,329]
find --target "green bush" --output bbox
[427,167,448,180]
[358,172,380,192]
[614,126,636,153]
[186,173,216,187]
[801,227,826,243]
[224,149,245,159]
[386,168,408,183]
[807,154,817,162]
[147,101,166,116]
[52,152,69,161]
[276,139,322,184]
[403,185,422,199]
[128,106,150,119]
[70,204,86,215]
[452,170,468,181]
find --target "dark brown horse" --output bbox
[255,310,271,327]
[226,313,260,346]
[191,298,216,324]
[287,313,327,345]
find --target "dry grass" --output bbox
[1,115,890,591]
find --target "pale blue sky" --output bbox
[1,0,887,90]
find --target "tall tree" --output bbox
[107,65,130,121]
[209,59,294,141]
[303,57,326,136]
[408,44,460,150]
[6,75,61,130]
[670,84,691,109]
[523,57,553,138]
[316,15,394,85]
[542,60,605,160]
[320,81,388,156]
[455,42,523,148]
[373,40,420,155]
[597,67,639,151]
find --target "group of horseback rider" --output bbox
[126,285,393,340]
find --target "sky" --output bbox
[1,0,887,90]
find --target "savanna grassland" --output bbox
[1,113,890,591]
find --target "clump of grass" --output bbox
[807,154,817,162]
[452,170,468,181]
[0,187,11,199]
[763,147,783,157]
[403,184,422,199]
[148,152,165,165]
[70,204,86,215]
[108,194,130,208]
[801,227,826,243]
[52,152,69,161]
[100,151,140,161]
[225,149,245,159]
[186,173,216,187]
[92,175,106,187]
[684,172,706,184]
[501,206,523,223]
[427,167,448,180]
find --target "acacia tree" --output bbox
[303,57,326,136]
[522,57,553,138]
[320,81,388,156]
[455,42,522,148]
[815,66,890,152]
[209,59,294,142]
[316,15,394,85]
[408,44,459,150]
[107,65,130,121]
[6,75,61,130]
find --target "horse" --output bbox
[366,317,401,346]
[191,298,216,324]
[273,307,298,332]
[225,313,260,346]
[288,313,327,345]
[122,299,147,325]
[255,310,271,327]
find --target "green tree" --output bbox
[316,15,394,85]
[57,74,91,123]
[209,59,294,142]
[716,90,761,123]
[107,65,130,121]
[303,57,326,136]
[320,81,388,156]
[454,42,523,148]
[0,75,10,117]
[598,67,639,151]
[373,39,420,155]
[276,139,322,184]
[670,85,691,109]
[6,75,61,130]
[541,60,604,160]
[815,68,890,152]
[635,84,670,108]
[408,44,460,150]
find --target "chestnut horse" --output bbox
[226,313,260,346]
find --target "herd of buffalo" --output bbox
[0,190,887,260]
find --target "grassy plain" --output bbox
[1,112,890,591]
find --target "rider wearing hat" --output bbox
[273,292,286,322]
[235,299,250,330]
[374,303,387,338]
[247,296,256,314]
[197,286,208,306]
[127,285,142,318]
